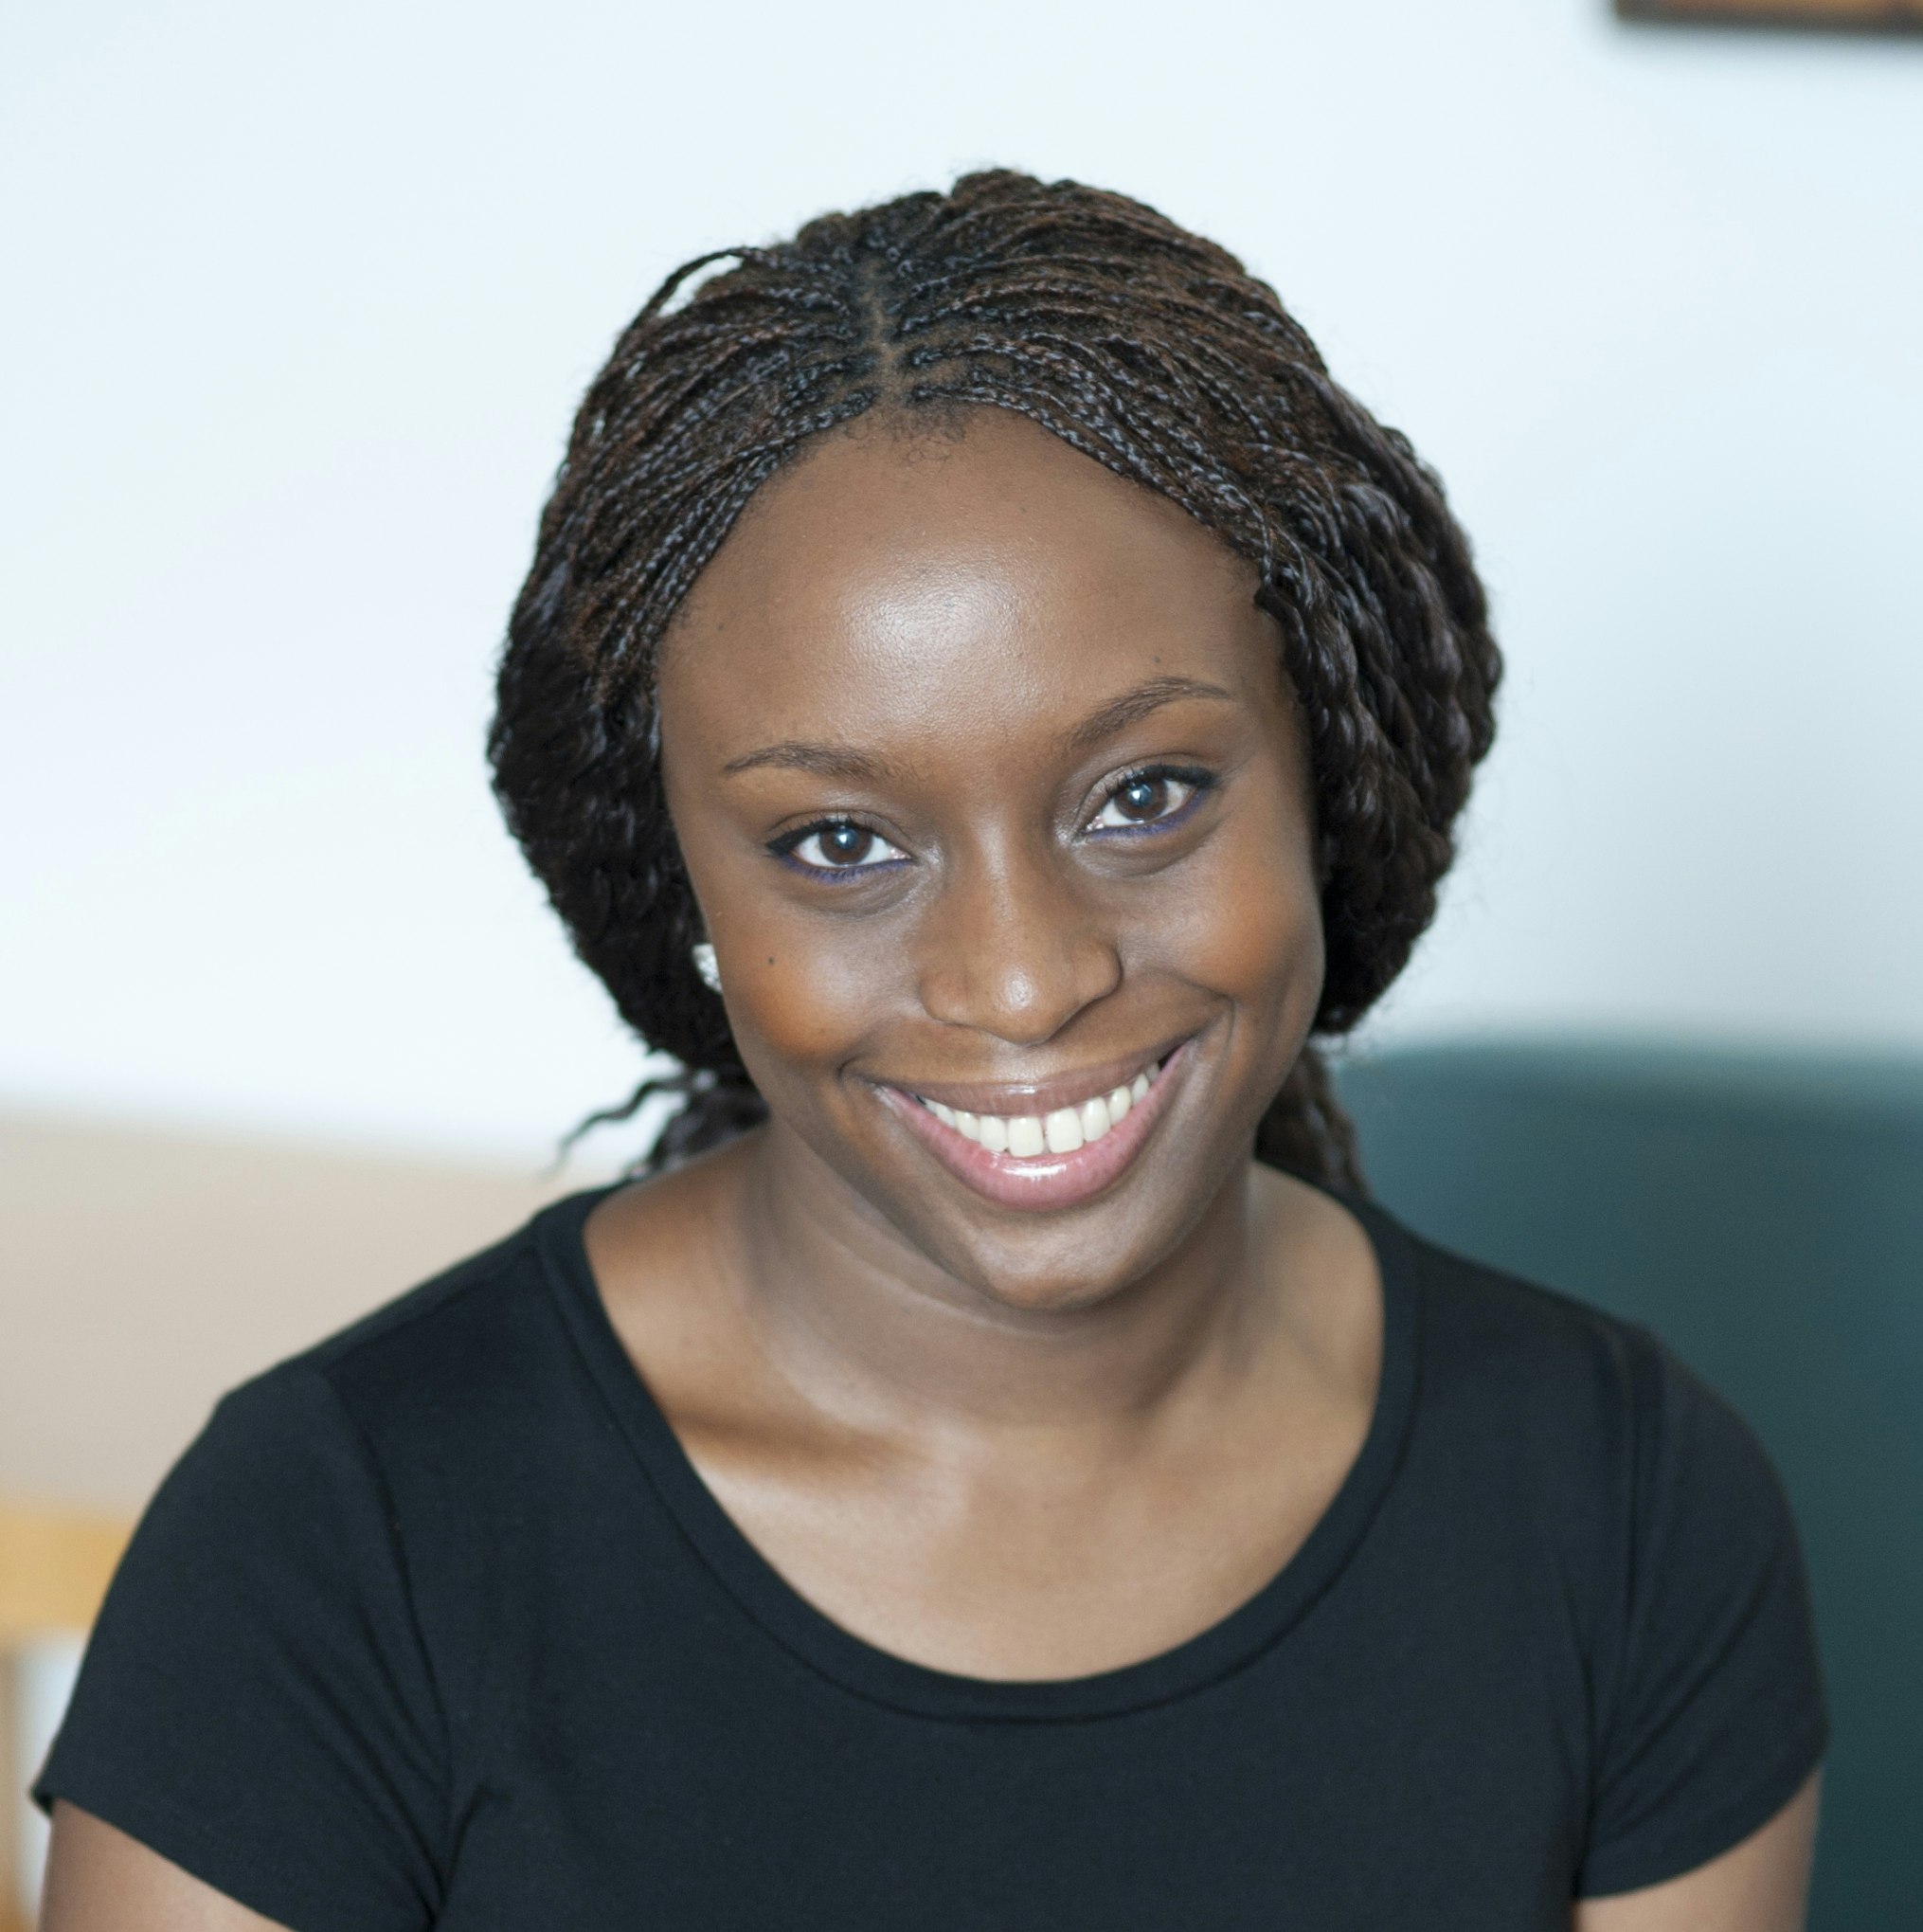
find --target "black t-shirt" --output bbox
[37,1185,1826,1930]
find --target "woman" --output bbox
[36,172,1824,1929]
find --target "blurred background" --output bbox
[2,0,1919,1925]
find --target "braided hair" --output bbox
[490,171,1500,1190]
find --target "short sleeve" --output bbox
[1576,1339,1828,1898]
[34,1365,447,1932]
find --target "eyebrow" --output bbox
[719,675,1237,782]
[1058,675,1237,756]
[721,742,904,782]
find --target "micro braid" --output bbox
[491,171,1501,1189]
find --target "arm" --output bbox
[40,1802,294,1932]
[31,1371,443,1932]
[1574,1772,1820,1932]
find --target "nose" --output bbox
[913,841,1123,1046]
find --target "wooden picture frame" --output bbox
[1618,0,1923,27]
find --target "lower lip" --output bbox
[872,1042,1195,1213]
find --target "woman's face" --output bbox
[656,407,1324,1312]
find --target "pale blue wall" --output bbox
[4,0,1918,1157]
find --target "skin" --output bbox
[41,408,1817,1929]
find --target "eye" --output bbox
[1086,765,1214,836]
[773,819,908,876]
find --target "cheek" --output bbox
[1148,805,1324,1019]
[667,797,887,1086]
[708,906,890,1085]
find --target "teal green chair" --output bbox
[1336,1041,1922,1931]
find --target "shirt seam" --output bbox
[297,1228,541,1377]
[1574,1716,1826,1898]
[297,1365,463,1892]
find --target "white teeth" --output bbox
[916,1056,1167,1161]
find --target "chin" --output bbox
[960,1254,1150,1316]
[894,1142,1243,1316]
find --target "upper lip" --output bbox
[870,1035,1190,1120]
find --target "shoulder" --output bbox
[1365,1202,1802,1618]
[164,1189,610,1546]
[1364,1203,1825,1884]
[1381,1203,1748,1462]
[18,1213,599,1932]
[268,1189,601,1423]
[60,1187,622,1771]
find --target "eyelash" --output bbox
[767,763,1218,881]
[1087,763,1216,840]
[768,819,910,880]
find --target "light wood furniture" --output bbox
[2,1501,133,1932]
[0,1503,128,1645]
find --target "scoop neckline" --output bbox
[537,1176,1422,1724]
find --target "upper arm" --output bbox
[1574,1770,1820,1932]
[32,1370,445,1930]
[1574,1341,1826,1898]
[39,1802,294,1932]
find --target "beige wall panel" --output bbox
[0,1112,591,1513]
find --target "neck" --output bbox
[710,1122,1283,1451]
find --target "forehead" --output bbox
[656,407,1272,762]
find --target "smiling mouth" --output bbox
[915,1060,1162,1157]
[872,1042,1194,1213]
